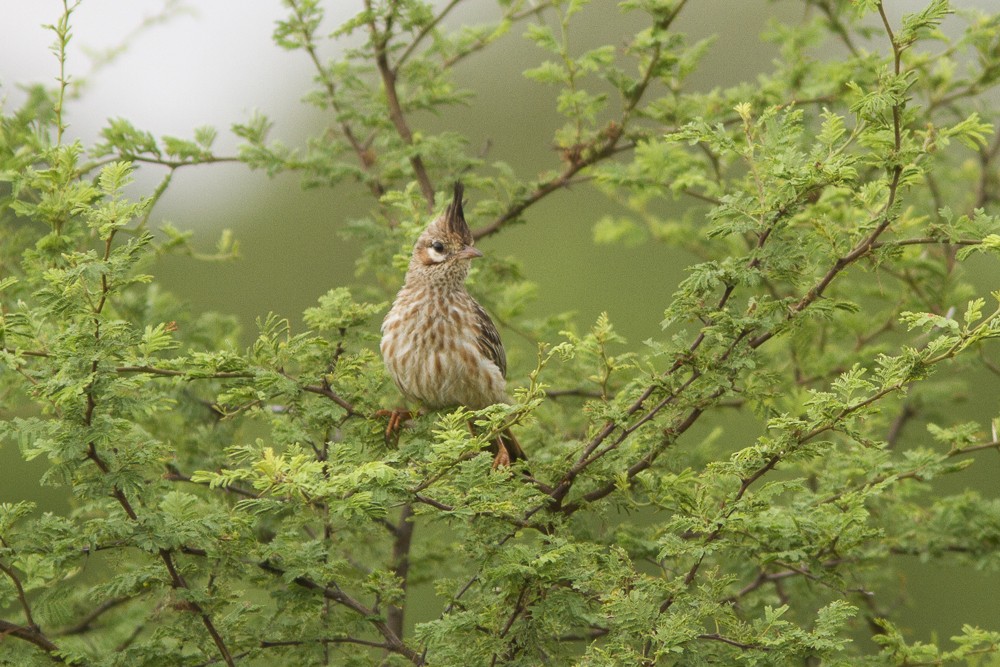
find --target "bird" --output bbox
[380,182,526,468]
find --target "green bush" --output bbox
[3,1,1000,665]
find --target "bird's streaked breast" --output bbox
[381,286,507,410]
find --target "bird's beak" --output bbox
[454,245,483,260]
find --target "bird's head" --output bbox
[410,183,482,277]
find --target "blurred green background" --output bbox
[2,0,998,645]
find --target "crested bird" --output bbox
[380,183,526,467]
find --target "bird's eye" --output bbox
[431,241,445,253]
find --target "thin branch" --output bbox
[0,347,50,358]
[877,2,902,149]
[974,131,1000,209]
[301,381,357,416]
[820,438,1000,507]
[260,636,391,650]
[52,0,79,147]
[885,400,916,449]
[950,439,1000,457]
[78,154,241,178]
[412,493,454,511]
[472,144,633,240]
[395,0,462,70]
[928,81,984,113]
[642,371,930,649]
[556,625,609,642]
[163,465,259,500]
[114,620,144,653]
[551,107,910,512]
[421,531,523,662]
[696,633,768,651]
[980,350,1000,378]
[121,154,241,170]
[870,237,982,250]
[489,584,531,667]
[119,364,359,416]
[751,0,904,350]
[57,597,131,636]
[366,0,435,207]
[727,559,851,603]
[544,387,603,399]
[814,0,860,57]
[287,0,384,198]
[0,555,37,632]
[115,365,249,378]
[442,4,551,68]
[136,167,173,230]
[554,246,762,511]
[470,0,690,242]
[255,559,421,663]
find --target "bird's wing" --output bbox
[471,300,507,378]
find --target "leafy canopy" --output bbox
[3,0,1000,665]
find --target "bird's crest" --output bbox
[438,182,473,245]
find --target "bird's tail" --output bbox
[499,428,527,464]
[484,426,528,470]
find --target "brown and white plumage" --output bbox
[380,183,525,465]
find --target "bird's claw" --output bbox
[375,409,413,444]
[491,440,511,469]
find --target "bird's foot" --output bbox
[491,439,511,469]
[375,409,413,444]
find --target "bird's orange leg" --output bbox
[375,409,413,444]
[466,420,512,469]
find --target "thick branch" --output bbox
[0,618,72,664]
[81,230,235,667]
[386,504,416,640]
